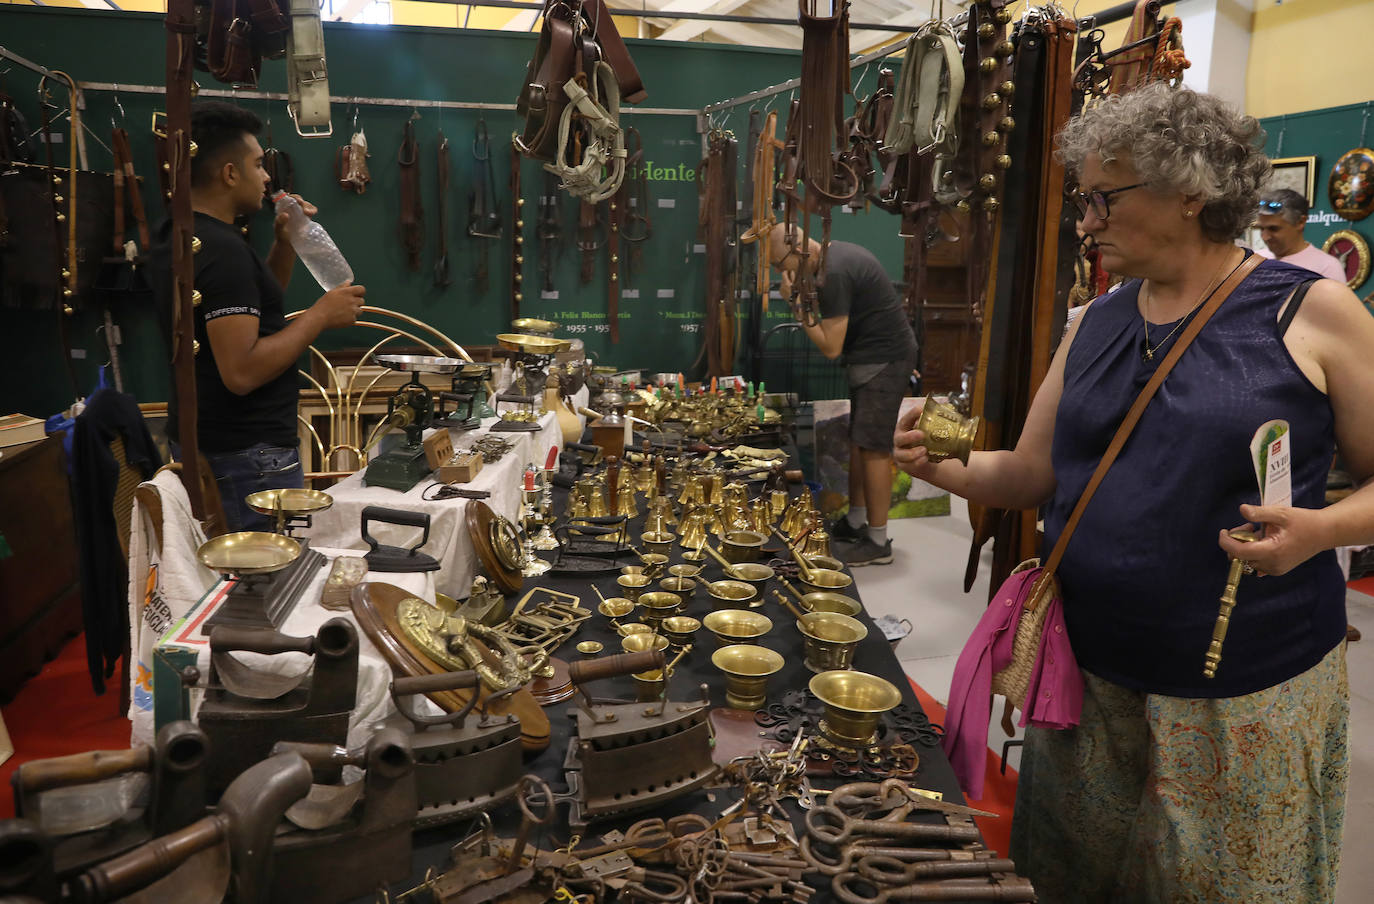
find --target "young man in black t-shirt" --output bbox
[152,102,366,531]
[770,229,918,566]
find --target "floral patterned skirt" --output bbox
[1009,642,1348,904]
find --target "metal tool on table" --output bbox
[361,354,464,491]
[60,752,313,904]
[194,618,359,796]
[438,362,496,430]
[10,722,210,880]
[387,670,524,828]
[361,505,441,573]
[491,333,569,432]
[267,726,416,903]
[1203,527,1259,679]
[562,649,719,826]
[196,529,327,633]
[244,488,334,537]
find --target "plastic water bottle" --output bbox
[272,191,354,291]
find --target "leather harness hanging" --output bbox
[111,127,151,259]
[699,130,739,378]
[467,118,502,293]
[739,109,784,312]
[397,118,423,272]
[607,180,621,343]
[617,126,651,287]
[509,138,524,321]
[577,200,602,286]
[434,131,451,289]
[261,121,294,201]
[336,125,370,193]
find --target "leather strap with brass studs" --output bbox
[509,138,524,321]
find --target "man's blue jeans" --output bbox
[187,443,304,533]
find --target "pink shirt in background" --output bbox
[1254,242,1348,283]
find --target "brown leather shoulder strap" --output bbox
[1034,252,1262,601]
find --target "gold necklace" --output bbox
[1141,251,1238,361]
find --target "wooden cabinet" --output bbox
[918,223,982,395]
[0,436,82,701]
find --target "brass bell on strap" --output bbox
[979,58,997,74]
[982,93,1002,110]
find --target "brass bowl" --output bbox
[668,564,703,580]
[618,622,653,637]
[809,670,902,747]
[726,561,774,603]
[796,612,868,673]
[707,579,757,609]
[197,531,301,576]
[637,591,681,628]
[511,317,557,336]
[805,555,844,573]
[576,640,604,657]
[799,568,854,595]
[616,574,652,602]
[703,609,773,646]
[245,488,334,519]
[597,598,635,620]
[622,632,670,654]
[711,644,785,709]
[660,615,702,647]
[641,531,675,558]
[659,576,697,601]
[721,530,767,564]
[802,591,863,617]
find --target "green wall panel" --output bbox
[0,7,906,419]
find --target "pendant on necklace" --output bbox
[1144,347,1154,361]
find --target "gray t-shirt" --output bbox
[817,241,918,365]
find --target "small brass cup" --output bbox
[802,591,863,617]
[622,632,670,654]
[576,640,604,657]
[721,530,767,564]
[641,530,676,558]
[597,598,635,620]
[638,591,681,629]
[726,562,774,605]
[796,612,868,673]
[618,622,653,637]
[616,574,652,602]
[703,609,773,646]
[805,555,844,573]
[659,576,697,602]
[633,668,668,702]
[712,644,785,710]
[809,670,902,748]
[707,579,757,610]
[917,398,980,465]
[638,553,670,578]
[668,563,703,580]
[660,615,702,647]
[799,568,854,596]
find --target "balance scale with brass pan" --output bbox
[438,362,496,430]
[196,617,359,796]
[386,670,524,829]
[350,581,551,752]
[559,651,719,827]
[245,488,333,536]
[491,333,570,433]
[363,354,464,491]
[197,530,327,633]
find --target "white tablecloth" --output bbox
[303,404,576,598]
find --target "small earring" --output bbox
[1184,210,1195,218]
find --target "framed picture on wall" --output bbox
[1267,155,1318,206]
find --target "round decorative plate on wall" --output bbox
[1322,229,1370,290]
[1329,148,1374,221]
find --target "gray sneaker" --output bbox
[840,537,893,567]
[827,515,867,543]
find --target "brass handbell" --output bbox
[708,472,725,506]
[679,475,706,507]
[801,528,832,561]
[679,510,709,552]
[918,398,980,465]
[769,489,789,519]
[571,479,594,519]
[588,481,610,518]
[722,500,752,533]
[617,485,640,519]
[750,497,773,534]
[648,495,678,530]
[1203,528,1258,679]
[781,497,810,537]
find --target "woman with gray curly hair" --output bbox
[894,81,1369,901]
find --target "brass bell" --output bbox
[982,93,1002,110]
[983,196,1001,213]
[617,485,639,519]
[995,7,1012,23]
[979,173,997,191]
[192,236,202,254]
[55,213,66,223]
[515,292,523,302]
[995,40,1015,58]
[53,194,64,204]
[610,202,617,211]
[52,175,62,186]
[516,219,524,228]
[192,289,203,307]
[190,82,200,97]
[679,510,708,551]
[611,254,619,264]
[588,482,610,518]
[162,161,171,172]
[610,272,618,282]
[62,304,74,315]
[750,497,773,534]
[801,528,832,561]
[62,287,73,298]
[770,489,789,518]
[996,155,1012,170]
[515,255,524,264]
[979,57,998,74]
[193,339,201,355]
[515,272,523,283]
[1000,116,1016,133]
[517,198,525,208]
[571,480,593,518]
[188,140,198,156]
[1001,80,1015,96]
[61,269,71,280]
[977,22,994,38]
[955,199,972,213]
[983,131,1001,147]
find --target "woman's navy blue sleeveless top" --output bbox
[1044,258,1346,697]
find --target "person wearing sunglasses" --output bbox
[1253,188,1347,282]
[895,82,1371,901]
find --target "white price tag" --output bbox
[621,289,640,299]
[541,291,559,300]
[657,289,675,299]
[658,199,676,209]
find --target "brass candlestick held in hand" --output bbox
[1203,528,1259,679]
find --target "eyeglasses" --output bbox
[1068,182,1147,221]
